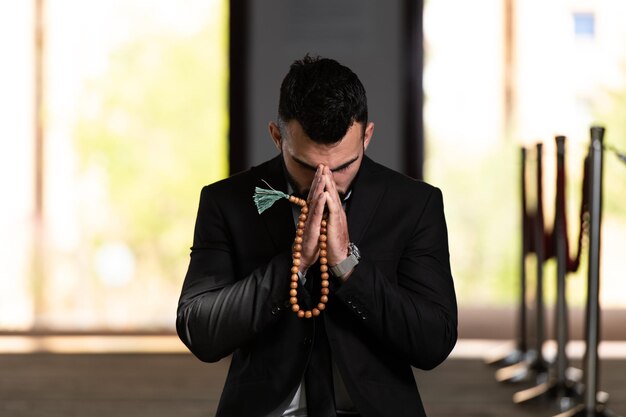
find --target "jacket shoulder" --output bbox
[366,157,440,198]
[200,157,280,201]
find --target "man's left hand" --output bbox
[322,166,353,281]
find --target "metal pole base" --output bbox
[495,350,549,384]
[495,361,533,384]
[553,400,620,417]
[484,346,525,367]
[513,377,581,412]
[566,367,584,384]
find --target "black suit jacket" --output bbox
[177,155,458,417]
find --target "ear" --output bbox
[363,122,374,151]
[268,121,282,152]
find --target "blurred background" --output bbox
[3,0,626,333]
[1,0,626,415]
[2,0,228,332]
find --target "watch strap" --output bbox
[329,243,360,277]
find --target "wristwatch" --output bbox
[329,242,361,277]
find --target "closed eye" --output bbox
[330,156,359,173]
[291,155,359,173]
[332,165,350,173]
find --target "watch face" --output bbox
[349,243,361,259]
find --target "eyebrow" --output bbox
[292,155,359,173]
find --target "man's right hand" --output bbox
[297,165,327,274]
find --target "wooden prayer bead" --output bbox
[289,199,332,319]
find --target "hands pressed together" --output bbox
[297,165,351,280]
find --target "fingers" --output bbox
[299,186,326,272]
[308,188,327,229]
[322,167,349,265]
[307,165,325,204]
[322,167,344,218]
[299,165,349,268]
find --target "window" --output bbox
[573,12,595,39]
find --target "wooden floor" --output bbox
[1,353,624,417]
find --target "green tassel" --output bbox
[253,185,290,214]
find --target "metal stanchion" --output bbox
[485,147,529,368]
[497,143,549,384]
[513,136,581,410]
[555,126,621,417]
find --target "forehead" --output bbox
[282,120,362,163]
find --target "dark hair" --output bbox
[278,54,368,144]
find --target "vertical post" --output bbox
[551,126,619,417]
[33,0,46,328]
[495,145,548,384]
[554,136,569,391]
[533,142,546,370]
[503,0,516,139]
[228,0,249,174]
[519,147,528,353]
[554,136,568,383]
[403,0,424,180]
[583,126,605,415]
[485,146,528,368]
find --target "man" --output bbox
[177,55,457,417]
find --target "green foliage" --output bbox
[74,19,228,283]
[426,141,520,306]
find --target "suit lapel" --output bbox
[347,156,386,245]
[251,156,295,253]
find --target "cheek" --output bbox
[301,171,315,188]
[287,163,315,188]
[331,171,353,193]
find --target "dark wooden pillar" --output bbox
[228,0,249,175]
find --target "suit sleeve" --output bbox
[334,187,458,370]
[176,186,291,362]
